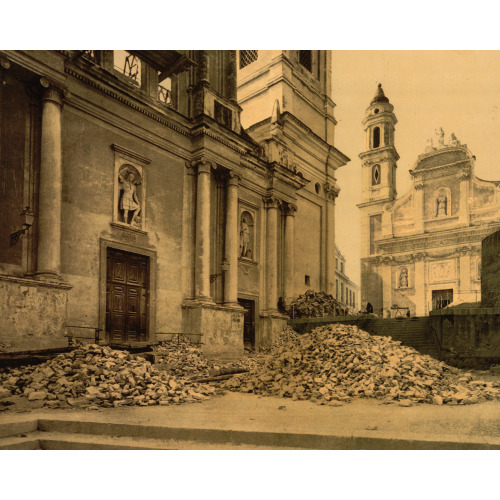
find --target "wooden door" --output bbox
[238,299,255,349]
[106,248,149,342]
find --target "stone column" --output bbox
[324,184,339,295]
[414,182,424,232]
[265,196,280,311]
[224,172,240,306]
[283,203,297,304]
[199,51,210,84]
[381,261,393,318]
[194,160,213,301]
[414,256,426,316]
[459,248,472,301]
[182,162,197,299]
[459,171,470,225]
[36,83,63,280]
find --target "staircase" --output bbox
[289,316,440,360]
[0,418,301,450]
[361,318,440,359]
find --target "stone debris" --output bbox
[0,344,220,409]
[153,336,264,378]
[223,324,500,406]
[288,289,347,318]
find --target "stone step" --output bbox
[0,430,297,450]
[2,422,500,450]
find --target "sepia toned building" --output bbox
[0,50,348,356]
[334,245,359,312]
[358,84,500,317]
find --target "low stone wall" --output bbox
[182,301,244,360]
[0,275,71,351]
[430,307,500,368]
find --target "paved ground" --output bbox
[2,391,500,448]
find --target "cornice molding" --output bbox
[111,144,152,165]
[65,66,192,138]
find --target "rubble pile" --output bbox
[153,337,263,378]
[0,344,218,408]
[224,324,500,406]
[288,290,346,318]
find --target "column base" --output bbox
[182,300,244,360]
[34,271,67,285]
[259,311,288,348]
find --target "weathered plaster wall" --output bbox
[61,106,186,337]
[0,276,69,349]
[482,229,500,308]
[295,197,321,294]
[430,308,500,367]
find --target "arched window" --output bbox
[372,164,381,185]
[373,126,380,148]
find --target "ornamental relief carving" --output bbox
[428,259,456,283]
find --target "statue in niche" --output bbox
[239,215,251,258]
[436,192,448,217]
[399,267,409,288]
[118,167,142,228]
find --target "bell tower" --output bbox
[358,84,399,314]
[359,83,399,205]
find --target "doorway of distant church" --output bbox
[106,248,149,343]
[238,299,255,349]
[432,289,453,310]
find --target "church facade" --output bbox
[358,85,500,317]
[0,50,348,355]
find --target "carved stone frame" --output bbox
[98,238,157,343]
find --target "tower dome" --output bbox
[371,83,390,105]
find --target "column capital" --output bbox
[191,158,214,175]
[323,182,340,202]
[227,171,241,186]
[284,202,298,216]
[0,55,11,70]
[414,182,425,190]
[264,195,281,210]
[40,78,67,107]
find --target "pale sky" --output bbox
[330,51,500,286]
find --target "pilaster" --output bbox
[283,202,297,304]
[224,172,241,306]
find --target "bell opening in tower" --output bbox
[373,127,380,148]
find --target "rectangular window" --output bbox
[299,50,312,72]
[305,275,311,287]
[158,75,172,105]
[341,283,344,303]
[240,50,258,69]
[336,279,339,299]
[114,50,141,86]
[369,214,382,255]
[341,262,344,273]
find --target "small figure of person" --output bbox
[119,169,141,226]
[436,193,447,217]
[277,296,287,315]
[239,216,250,257]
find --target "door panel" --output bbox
[106,248,149,342]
